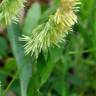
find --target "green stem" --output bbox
[2,72,18,96]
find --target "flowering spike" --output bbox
[0,0,26,26]
[20,0,81,58]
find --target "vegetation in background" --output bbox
[0,0,96,96]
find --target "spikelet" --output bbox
[20,0,81,58]
[0,0,26,26]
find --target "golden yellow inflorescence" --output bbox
[20,0,81,58]
[0,0,25,26]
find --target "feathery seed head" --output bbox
[0,0,26,26]
[20,0,81,58]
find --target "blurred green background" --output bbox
[0,0,96,96]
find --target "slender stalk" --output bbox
[2,72,18,96]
